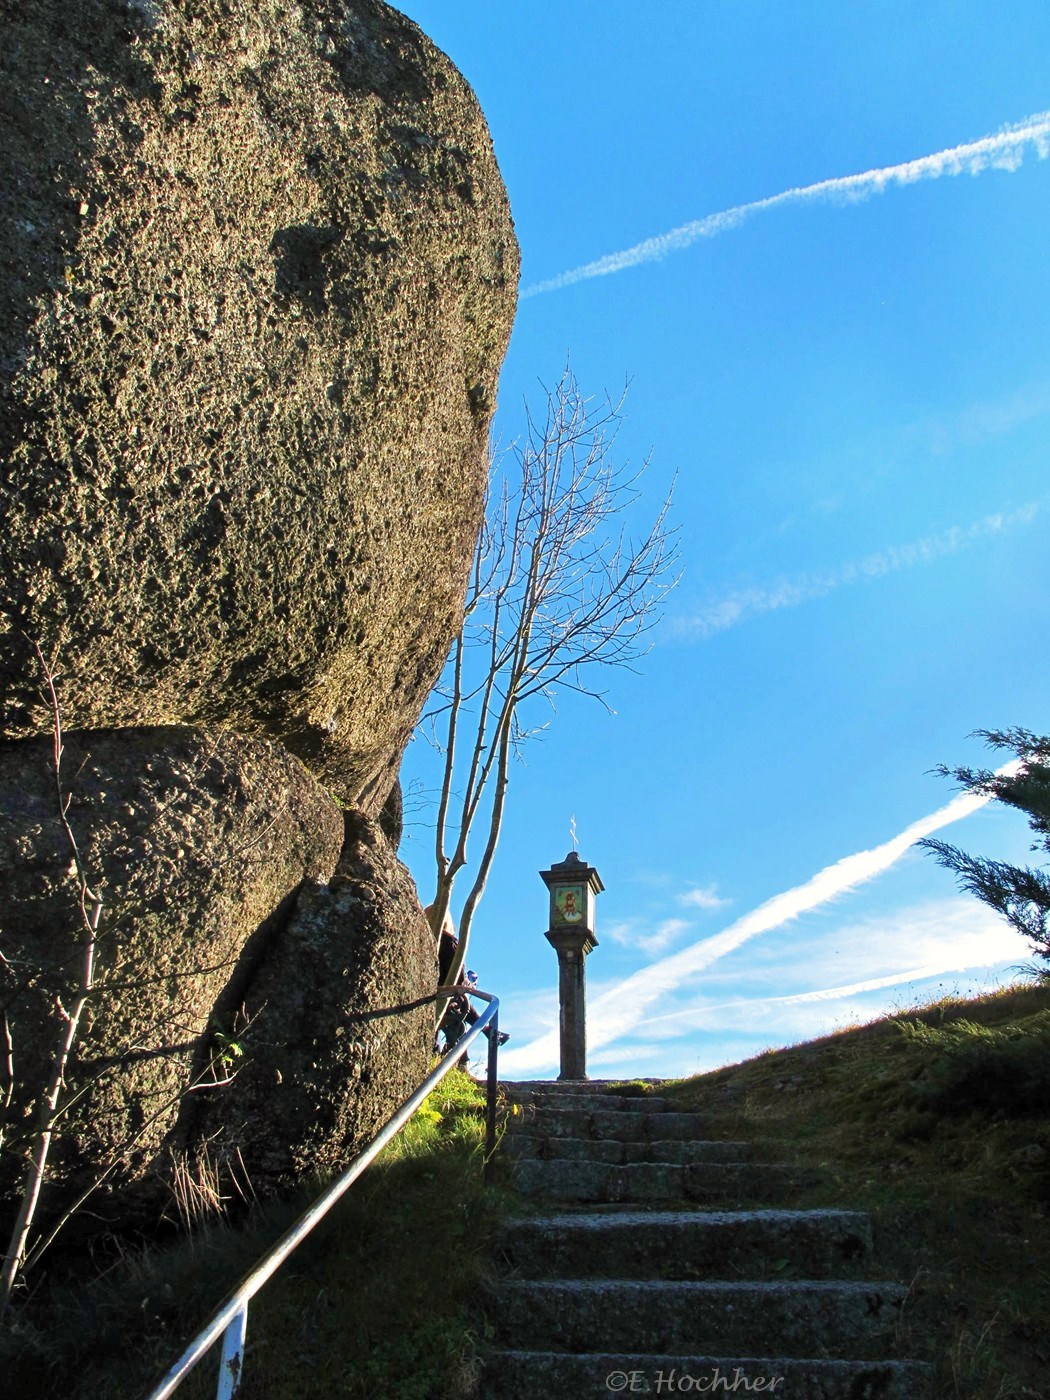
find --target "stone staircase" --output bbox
[482,1080,930,1398]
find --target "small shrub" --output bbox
[898,1011,1050,1117]
[607,1080,659,1098]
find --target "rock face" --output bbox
[186,810,437,1195]
[0,0,519,810]
[0,0,514,1239]
[0,728,346,1214]
[0,730,437,1224]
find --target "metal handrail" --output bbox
[143,989,501,1400]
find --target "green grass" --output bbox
[11,989,1050,1398]
[4,1069,503,1400]
[658,980,1050,1399]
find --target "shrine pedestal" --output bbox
[545,927,597,1080]
[539,850,603,1082]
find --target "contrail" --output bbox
[501,765,1020,1074]
[523,111,1050,298]
[647,947,1021,1033]
[674,501,1040,640]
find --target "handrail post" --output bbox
[216,1304,247,1400]
[484,1007,499,1184]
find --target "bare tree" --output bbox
[0,651,252,1322]
[0,645,103,1318]
[423,366,678,986]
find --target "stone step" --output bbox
[484,1351,931,1399]
[506,1108,709,1141]
[494,1208,873,1280]
[507,1091,676,1114]
[489,1278,908,1357]
[504,1079,667,1093]
[685,1161,825,1206]
[510,1159,820,1205]
[502,1134,754,1164]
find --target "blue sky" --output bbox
[393,2,1050,1079]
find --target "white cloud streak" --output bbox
[645,922,1031,1038]
[673,501,1039,640]
[606,915,697,953]
[500,766,1021,1075]
[637,917,693,956]
[679,884,731,911]
[915,379,1050,456]
[523,112,1050,298]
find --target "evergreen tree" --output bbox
[920,728,1050,974]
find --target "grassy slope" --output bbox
[9,990,1050,1399]
[5,1070,501,1400]
[655,981,1050,1399]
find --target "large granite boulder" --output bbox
[0,0,519,810]
[184,809,437,1195]
[0,727,345,1217]
[0,728,437,1227]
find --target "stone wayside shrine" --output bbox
[540,848,604,1080]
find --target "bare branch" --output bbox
[420,364,678,972]
[1,1014,13,1120]
[1,646,104,1319]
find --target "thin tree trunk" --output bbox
[0,895,100,1319]
[1,648,103,1322]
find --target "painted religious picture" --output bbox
[554,884,584,924]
